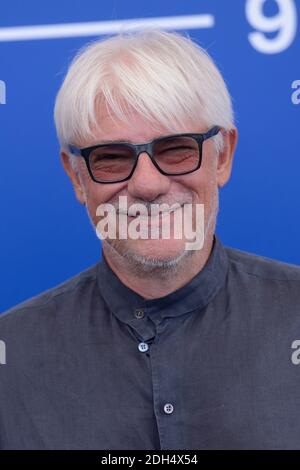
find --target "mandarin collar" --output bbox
[97,234,229,340]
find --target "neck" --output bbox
[101,235,215,300]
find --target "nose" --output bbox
[127,152,171,201]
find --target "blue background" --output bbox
[0,0,299,312]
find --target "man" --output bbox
[0,30,300,450]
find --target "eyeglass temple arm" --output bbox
[202,126,222,141]
[67,145,81,156]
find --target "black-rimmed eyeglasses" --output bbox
[68,125,221,184]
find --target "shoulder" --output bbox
[224,244,300,282]
[0,262,100,330]
[221,242,300,318]
[220,242,300,338]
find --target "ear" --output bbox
[217,127,238,188]
[60,150,86,205]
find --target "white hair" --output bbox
[54,30,235,160]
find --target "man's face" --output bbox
[62,110,236,270]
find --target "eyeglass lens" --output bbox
[88,136,200,182]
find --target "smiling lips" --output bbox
[124,203,183,218]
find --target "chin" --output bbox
[104,237,195,275]
[127,237,187,258]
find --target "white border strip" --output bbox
[0,15,214,42]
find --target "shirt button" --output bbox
[163,403,174,415]
[134,308,145,319]
[138,342,149,353]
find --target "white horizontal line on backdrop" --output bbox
[0,15,214,42]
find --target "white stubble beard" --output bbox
[96,186,220,279]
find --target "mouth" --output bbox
[118,203,184,219]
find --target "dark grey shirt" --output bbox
[1,234,300,450]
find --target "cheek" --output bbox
[84,186,109,226]
[178,170,217,202]
[83,180,127,225]
[197,157,218,196]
